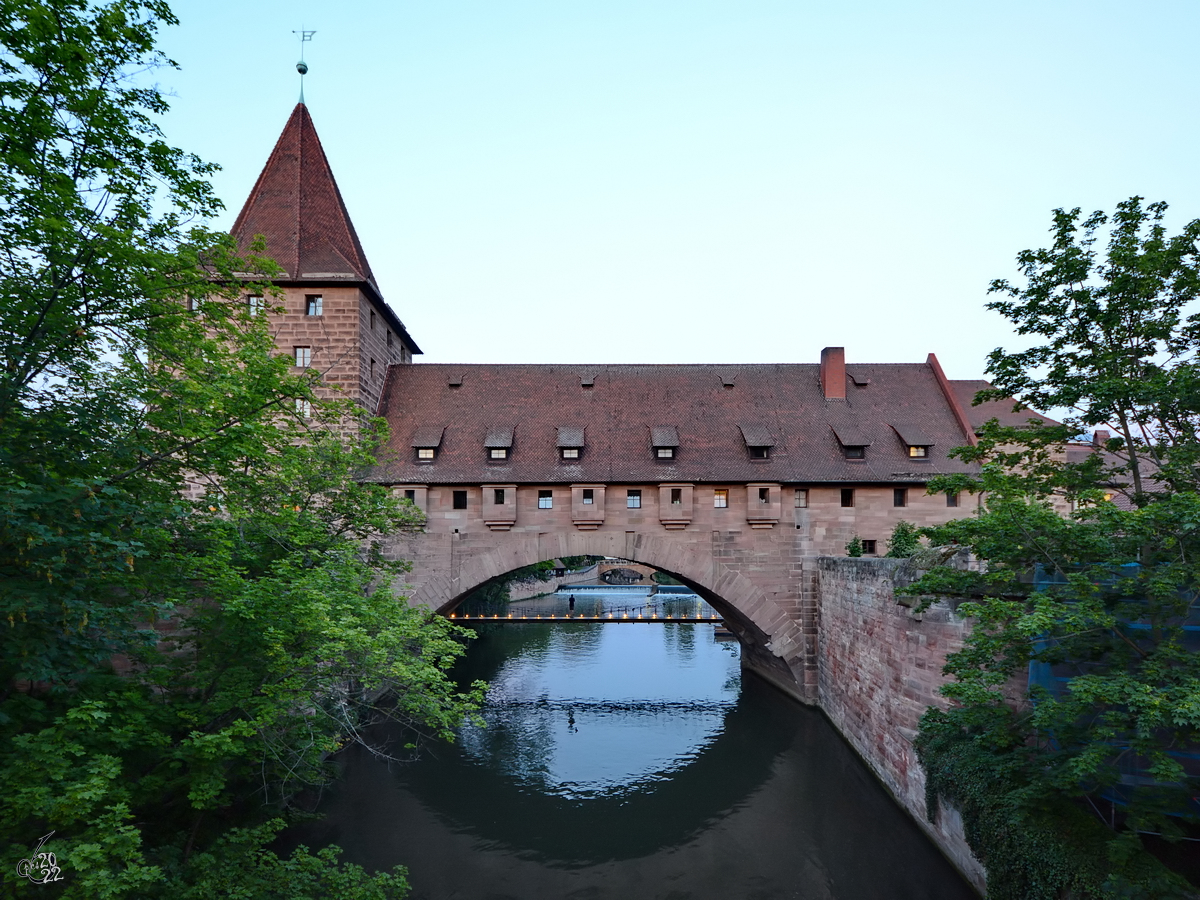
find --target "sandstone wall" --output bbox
[816,556,985,892]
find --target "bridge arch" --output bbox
[392,529,813,700]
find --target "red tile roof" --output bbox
[231,103,422,354]
[369,361,982,485]
[949,379,1059,431]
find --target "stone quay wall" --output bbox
[815,557,984,892]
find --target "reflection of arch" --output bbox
[402,531,807,697]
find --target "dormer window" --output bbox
[891,424,934,461]
[651,426,679,461]
[557,426,585,461]
[485,426,514,462]
[832,425,871,461]
[739,424,775,460]
[412,426,445,463]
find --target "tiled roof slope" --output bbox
[232,103,380,293]
[950,380,1059,431]
[369,362,981,485]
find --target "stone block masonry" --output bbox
[816,557,985,892]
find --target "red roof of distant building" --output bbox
[949,379,1059,432]
[369,361,981,485]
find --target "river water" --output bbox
[287,588,977,899]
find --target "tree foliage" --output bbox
[909,198,1200,897]
[0,2,480,896]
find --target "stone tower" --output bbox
[231,102,420,415]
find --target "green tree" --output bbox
[0,2,480,896]
[909,198,1200,898]
[884,520,921,558]
[845,535,864,557]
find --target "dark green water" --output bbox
[287,589,977,899]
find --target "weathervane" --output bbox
[293,29,316,103]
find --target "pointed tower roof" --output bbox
[232,103,420,352]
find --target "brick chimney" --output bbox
[820,346,846,400]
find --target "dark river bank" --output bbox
[284,588,977,899]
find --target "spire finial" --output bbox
[293,29,316,103]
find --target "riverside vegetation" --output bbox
[0,2,481,896]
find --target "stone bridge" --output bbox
[386,519,818,702]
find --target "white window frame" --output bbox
[538,490,553,509]
[714,489,728,508]
[627,490,641,509]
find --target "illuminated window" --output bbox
[305,295,323,316]
[656,447,674,459]
[561,447,580,460]
[294,346,311,367]
[908,446,928,458]
[714,489,728,508]
[538,490,553,509]
[417,447,435,460]
[627,490,641,509]
[489,448,508,460]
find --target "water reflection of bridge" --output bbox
[449,612,725,624]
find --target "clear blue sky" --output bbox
[157,1,1200,377]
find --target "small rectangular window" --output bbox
[947,492,959,508]
[841,488,854,508]
[295,398,311,418]
[494,489,505,505]
[370,358,376,379]
[370,310,376,330]
[862,539,877,555]
[671,488,682,505]
[749,446,770,459]
[417,447,435,460]
[894,488,907,508]
[561,447,580,459]
[453,490,467,510]
[387,331,394,347]
[656,447,674,459]
[489,448,508,460]
[582,489,594,504]
[404,489,416,501]
[247,295,263,316]
[844,446,865,460]
[714,489,728,508]
[908,446,928,458]
[294,346,312,367]
[305,294,323,316]
[758,487,770,504]
[538,490,553,509]
[794,489,808,508]
[627,490,642,509]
